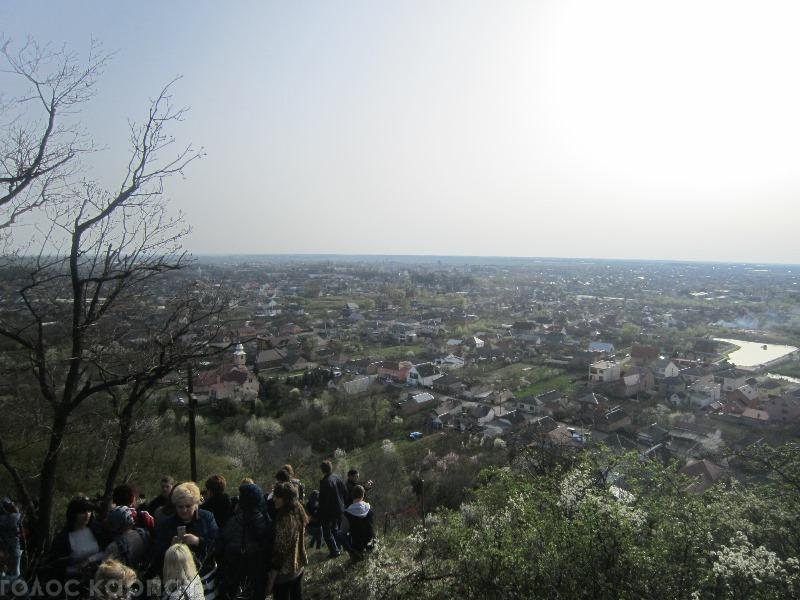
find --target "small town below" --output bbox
[191,255,800,464]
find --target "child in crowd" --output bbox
[162,543,205,600]
[92,559,137,600]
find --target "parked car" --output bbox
[409,431,423,440]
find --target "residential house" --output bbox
[342,357,380,375]
[678,459,725,493]
[724,385,760,414]
[390,323,417,343]
[445,339,463,351]
[519,415,559,440]
[280,323,303,335]
[654,358,680,381]
[688,380,722,409]
[540,390,573,415]
[282,352,316,372]
[362,320,387,340]
[595,407,632,433]
[429,412,461,431]
[255,347,287,370]
[463,385,495,402]
[668,392,687,407]
[517,393,547,415]
[259,334,298,351]
[432,373,464,395]
[400,392,438,416]
[407,363,443,387]
[511,321,537,337]
[576,392,609,414]
[740,408,770,424]
[637,423,669,446]
[546,426,589,450]
[762,393,800,423]
[345,312,365,325]
[716,368,749,393]
[262,298,281,316]
[612,366,654,398]
[588,341,615,355]
[589,360,620,383]
[660,375,687,396]
[666,421,722,458]
[494,410,528,432]
[467,404,496,426]
[464,336,485,349]
[420,318,447,336]
[235,325,258,341]
[595,432,640,454]
[680,366,714,384]
[429,398,464,429]
[208,381,237,402]
[377,361,412,383]
[630,345,660,367]
[435,353,466,370]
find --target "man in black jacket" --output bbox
[317,460,347,558]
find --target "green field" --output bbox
[515,373,574,397]
[770,359,800,379]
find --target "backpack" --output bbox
[291,478,305,502]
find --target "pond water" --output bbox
[714,338,798,367]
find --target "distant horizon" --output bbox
[189,253,800,268]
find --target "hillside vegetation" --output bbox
[303,442,800,600]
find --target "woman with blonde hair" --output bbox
[151,482,218,599]
[92,559,137,600]
[162,543,204,600]
[267,482,309,600]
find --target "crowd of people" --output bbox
[4,462,376,600]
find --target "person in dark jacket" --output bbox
[111,483,155,533]
[201,474,232,529]
[47,495,108,595]
[0,497,23,581]
[150,482,218,581]
[303,490,322,550]
[219,483,271,600]
[317,460,347,558]
[345,468,373,505]
[143,475,174,516]
[339,485,376,560]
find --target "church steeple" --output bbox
[232,342,246,367]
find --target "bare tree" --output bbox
[0,37,108,229]
[0,57,218,551]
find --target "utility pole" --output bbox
[187,364,198,482]
[420,479,426,540]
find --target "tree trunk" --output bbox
[102,406,135,502]
[36,411,69,554]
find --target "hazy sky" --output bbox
[4,1,800,263]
